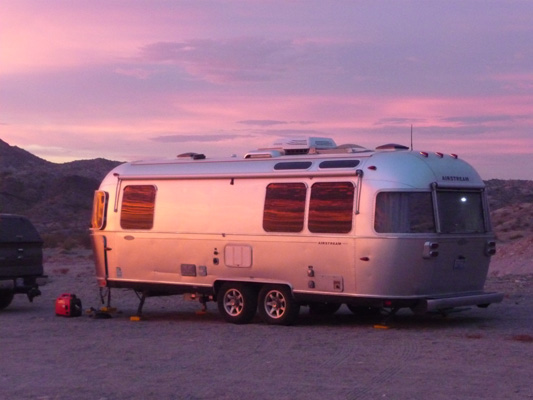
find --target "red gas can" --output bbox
[55,293,82,317]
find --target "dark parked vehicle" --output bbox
[0,214,47,310]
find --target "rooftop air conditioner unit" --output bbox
[271,137,337,151]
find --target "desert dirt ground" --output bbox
[1,245,532,400]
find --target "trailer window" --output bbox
[375,192,435,233]
[91,191,108,230]
[309,182,355,233]
[120,185,157,230]
[263,183,307,232]
[437,191,486,233]
[319,160,360,169]
[274,161,312,170]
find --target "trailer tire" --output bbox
[217,283,257,324]
[258,285,300,326]
[0,289,14,310]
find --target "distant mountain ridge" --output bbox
[0,138,50,169]
[0,138,531,247]
[0,138,121,246]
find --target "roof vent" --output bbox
[375,143,410,151]
[328,143,371,153]
[177,152,206,160]
[244,150,284,159]
[337,143,368,151]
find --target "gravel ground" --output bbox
[0,249,532,400]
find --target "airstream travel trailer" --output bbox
[90,137,503,325]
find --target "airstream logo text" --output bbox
[318,241,342,246]
[442,175,470,182]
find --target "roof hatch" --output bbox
[375,143,410,151]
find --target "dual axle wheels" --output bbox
[217,282,381,325]
[217,283,300,326]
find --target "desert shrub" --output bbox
[511,334,533,343]
[61,237,78,251]
[41,231,92,249]
[77,233,92,249]
[41,233,64,248]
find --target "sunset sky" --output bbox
[1,1,532,180]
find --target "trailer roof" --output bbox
[102,143,484,189]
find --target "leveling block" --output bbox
[185,293,210,315]
[86,307,113,319]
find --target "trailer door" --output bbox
[91,235,111,285]
[90,190,111,285]
[109,184,158,282]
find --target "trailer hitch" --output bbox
[26,287,41,303]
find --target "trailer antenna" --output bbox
[410,125,413,150]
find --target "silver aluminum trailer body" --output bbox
[90,138,503,324]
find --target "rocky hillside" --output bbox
[0,138,532,248]
[484,180,533,242]
[0,138,121,247]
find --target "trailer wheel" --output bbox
[0,289,14,310]
[308,302,341,316]
[217,283,257,324]
[258,285,300,326]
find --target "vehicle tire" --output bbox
[308,302,341,316]
[0,289,14,310]
[347,304,381,318]
[258,285,300,326]
[217,282,257,324]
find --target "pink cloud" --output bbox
[0,1,532,180]
[140,38,300,83]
